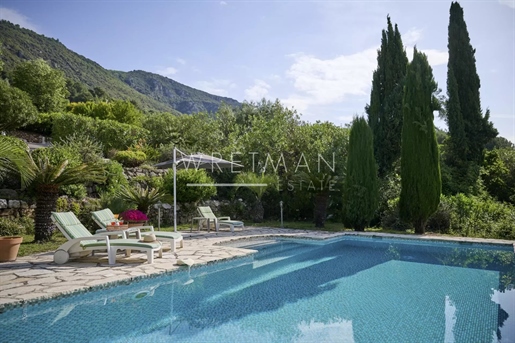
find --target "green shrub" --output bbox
[56,197,68,212]
[163,169,216,204]
[426,196,451,234]
[95,160,128,195]
[17,216,35,235]
[52,113,148,154]
[113,150,147,167]
[60,184,87,199]
[446,194,515,240]
[22,112,62,136]
[380,197,412,231]
[0,217,27,236]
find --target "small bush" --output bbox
[426,197,451,234]
[17,216,35,235]
[163,169,216,204]
[446,194,515,240]
[60,184,87,199]
[380,197,412,231]
[0,217,27,236]
[113,150,147,167]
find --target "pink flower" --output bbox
[120,209,148,221]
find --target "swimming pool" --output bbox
[1,236,514,342]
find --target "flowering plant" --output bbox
[119,209,148,221]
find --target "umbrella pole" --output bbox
[173,146,177,232]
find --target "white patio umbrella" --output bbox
[154,147,243,232]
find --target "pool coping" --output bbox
[0,227,514,312]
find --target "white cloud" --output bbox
[220,1,228,5]
[268,74,281,82]
[403,27,447,66]
[176,58,186,65]
[405,47,448,66]
[499,0,515,9]
[0,7,39,31]
[403,28,423,46]
[282,48,377,112]
[244,79,270,101]
[196,79,236,96]
[156,66,178,77]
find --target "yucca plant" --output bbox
[116,184,166,214]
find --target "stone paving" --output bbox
[0,227,345,311]
[1,227,513,312]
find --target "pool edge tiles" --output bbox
[0,228,513,313]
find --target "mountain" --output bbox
[110,70,240,114]
[0,20,240,114]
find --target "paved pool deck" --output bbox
[1,227,514,312]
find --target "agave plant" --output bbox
[116,184,166,214]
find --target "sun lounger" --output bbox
[51,211,162,265]
[197,206,244,233]
[91,208,183,252]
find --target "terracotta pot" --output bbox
[127,221,147,228]
[0,236,23,262]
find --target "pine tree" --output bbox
[343,117,379,231]
[445,2,497,193]
[399,48,441,234]
[366,16,408,177]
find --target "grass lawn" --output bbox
[16,221,415,257]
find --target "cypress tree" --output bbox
[399,48,441,234]
[343,116,379,231]
[366,16,408,177]
[445,2,497,192]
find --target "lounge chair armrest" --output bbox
[58,235,111,253]
[130,225,155,232]
[218,216,231,221]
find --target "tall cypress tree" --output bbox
[399,48,441,234]
[445,2,497,192]
[366,16,408,177]
[343,116,379,231]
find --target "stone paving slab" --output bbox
[0,227,513,312]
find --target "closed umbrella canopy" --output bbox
[155,148,243,231]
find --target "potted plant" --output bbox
[119,209,148,227]
[0,217,24,262]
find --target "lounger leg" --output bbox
[108,248,117,265]
[171,238,176,253]
[147,250,154,264]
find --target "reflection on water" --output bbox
[0,237,513,343]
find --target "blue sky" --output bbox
[1,1,514,142]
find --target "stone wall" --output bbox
[0,199,35,218]
[123,167,168,181]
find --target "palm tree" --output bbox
[0,136,35,188]
[1,137,106,242]
[235,172,277,222]
[30,156,106,241]
[294,172,339,228]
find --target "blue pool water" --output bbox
[1,236,514,343]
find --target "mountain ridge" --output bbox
[0,20,240,114]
